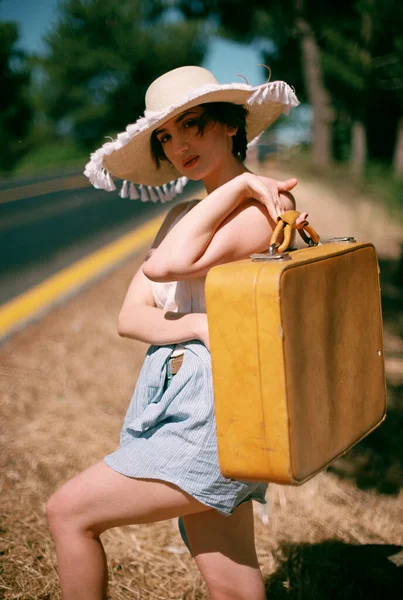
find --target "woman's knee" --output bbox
[204,574,265,600]
[46,489,71,535]
[195,555,265,600]
[184,502,265,599]
[46,479,89,538]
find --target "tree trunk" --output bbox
[393,117,403,177]
[296,17,334,167]
[350,121,367,176]
[349,3,371,176]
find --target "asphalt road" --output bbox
[0,176,202,306]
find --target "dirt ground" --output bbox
[1,162,403,599]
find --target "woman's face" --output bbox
[154,106,236,181]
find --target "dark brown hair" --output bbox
[150,102,249,168]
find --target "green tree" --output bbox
[370,0,403,177]
[0,21,33,171]
[176,0,403,175]
[317,0,403,176]
[39,0,206,149]
[177,0,335,167]
[392,39,403,176]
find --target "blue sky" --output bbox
[1,0,310,143]
[0,0,266,85]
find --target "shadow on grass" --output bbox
[329,253,403,494]
[379,253,403,338]
[265,541,403,599]
[329,393,403,494]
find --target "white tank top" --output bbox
[151,201,206,356]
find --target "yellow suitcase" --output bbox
[205,211,387,485]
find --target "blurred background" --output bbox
[1,0,402,303]
[1,2,403,598]
[1,0,403,178]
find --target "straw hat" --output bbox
[84,66,299,202]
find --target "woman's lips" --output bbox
[182,155,199,168]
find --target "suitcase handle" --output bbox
[270,210,320,253]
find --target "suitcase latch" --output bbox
[250,251,291,262]
[325,236,357,244]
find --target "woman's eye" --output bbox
[159,134,171,144]
[183,119,198,128]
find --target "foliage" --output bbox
[12,141,88,176]
[38,0,207,149]
[0,21,33,171]
[175,0,403,171]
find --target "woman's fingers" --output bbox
[258,177,298,213]
[243,174,298,221]
[296,212,308,225]
[278,193,289,214]
[277,178,298,192]
[259,188,282,222]
[246,178,277,215]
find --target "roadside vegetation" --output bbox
[2,1,402,217]
[1,201,402,596]
[9,141,88,177]
[274,149,403,220]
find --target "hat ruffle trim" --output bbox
[116,176,188,203]
[247,80,298,113]
[83,80,298,200]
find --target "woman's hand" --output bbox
[240,173,300,222]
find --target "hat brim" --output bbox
[85,81,299,188]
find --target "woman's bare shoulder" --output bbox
[151,199,202,249]
[201,191,296,265]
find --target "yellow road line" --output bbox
[1,174,89,204]
[0,214,165,340]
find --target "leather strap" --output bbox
[170,355,184,375]
[270,210,320,253]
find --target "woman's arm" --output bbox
[118,258,208,344]
[118,202,208,346]
[143,173,298,282]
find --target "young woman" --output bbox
[47,66,304,600]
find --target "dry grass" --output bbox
[1,169,403,598]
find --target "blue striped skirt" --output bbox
[104,340,267,549]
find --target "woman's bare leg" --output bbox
[46,460,210,600]
[183,501,265,600]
